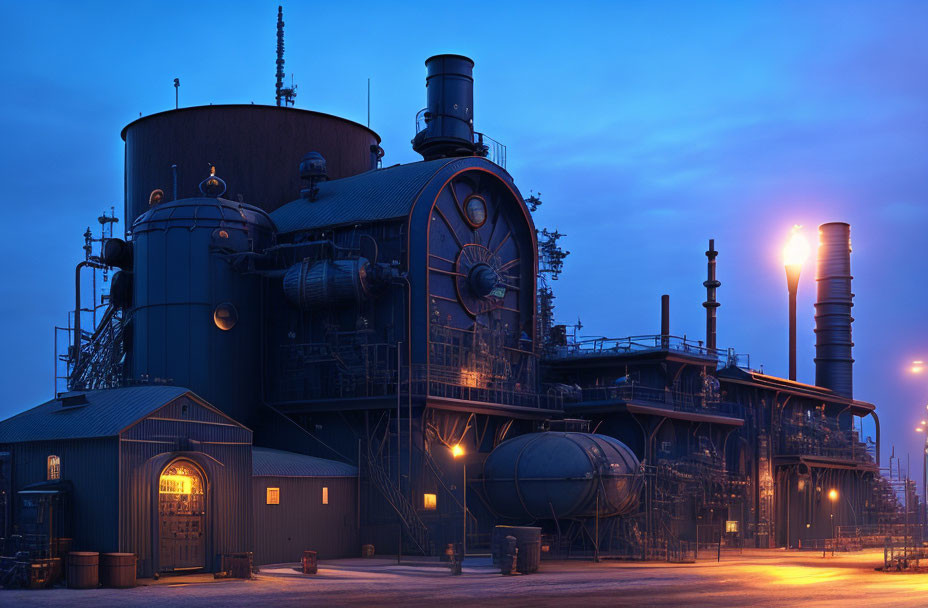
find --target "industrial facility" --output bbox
[0,8,907,585]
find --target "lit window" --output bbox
[322,486,329,505]
[47,455,60,480]
[725,520,739,533]
[423,493,437,511]
[267,487,280,505]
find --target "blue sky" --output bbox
[0,0,926,472]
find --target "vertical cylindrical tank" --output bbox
[121,105,381,224]
[483,432,642,520]
[412,54,477,160]
[128,197,276,425]
[814,222,854,398]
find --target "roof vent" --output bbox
[57,392,89,407]
[299,151,327,201]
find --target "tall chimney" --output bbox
[661,294,670,349]
[703,239,720,352]
[412,54,479,160]
[814,222,854,398]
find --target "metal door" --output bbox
[158,460,206,571]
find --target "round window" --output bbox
[213,302,238,331]
[463,196,487,228]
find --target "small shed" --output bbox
[0,386,253,577]
[252,447,358,564]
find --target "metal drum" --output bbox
[67,552,99,589]
[492,526,541,574]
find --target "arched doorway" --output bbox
[158,459,206,571]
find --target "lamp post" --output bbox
[452,443,466,557]
[783,225,810,382]
[916,420,927,529]
[828,488,838,557]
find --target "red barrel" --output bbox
[302,550,318,575]
[67,552,99,589]
[100,553,136,588]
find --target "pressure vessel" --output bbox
[483,432,642,520]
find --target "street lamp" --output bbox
[828,489,839,556]
[452,444,466,557]
[783,225,810,382]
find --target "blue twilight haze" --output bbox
[0,1,926,474]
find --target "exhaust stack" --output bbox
[412,54,479,160]
[814,222,854,398]
[703,239,720,352]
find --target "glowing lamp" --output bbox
[828,489,838,502]
[451,444,464,458]
[918,427,925,433]
[912,360,925,374]
[783,225,811,269]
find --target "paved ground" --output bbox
[5,548,928,607]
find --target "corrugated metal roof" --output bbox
[252,447,358,477]
[270,158,454,233]
[0,386,190,443]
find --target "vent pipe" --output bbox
[412,54,478,160]
[661,294,670,349]
[814,222,854,398]
[703,239,720,353]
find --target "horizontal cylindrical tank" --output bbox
[122,105,381,223]
[483,432,642,520]
[282,258,372,309]
[129,197,276,425]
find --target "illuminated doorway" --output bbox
[158,460,206,571]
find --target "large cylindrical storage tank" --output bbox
[121,105,381,223]
[128,197,276,425]
[483,432,642,520]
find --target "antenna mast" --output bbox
[275,6,285,106]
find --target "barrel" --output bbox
[67,552,99,589]
[100,553,136,588]
[492,526,541,574]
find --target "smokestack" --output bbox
[412,54,479,160]
[814,222,854,398]
[661,294,670,349]
[703,239,720,352]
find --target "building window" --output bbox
[266,487,280,505]
[725,520,739,533]
[47,455,60,480]
[322,486,329,505]
[423,493,437,511]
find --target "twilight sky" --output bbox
[0,0,926,473]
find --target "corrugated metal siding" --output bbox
[270,159,454,232]
[119,394,253,577]
[3,438,119,552]
[252,476,358,564]
[0,386,189,443]
[253,447,358,477]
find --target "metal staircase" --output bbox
[65,305,125,391]
[364,444,431,555]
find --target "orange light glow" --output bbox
[911,360,925,374]
[783,225,811,268]
[828,489,838,502]
[451,444,464,458]
[459,369,480,388]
